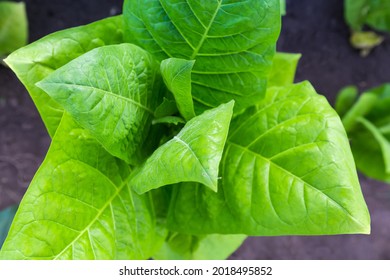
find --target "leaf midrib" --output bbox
[189,0,223,60]
[41,82,154,115]
[173,136,215,188]
[53,170,132,259]
[226,141,365,228]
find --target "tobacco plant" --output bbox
[336,84,390,183]
[0,0,370,260]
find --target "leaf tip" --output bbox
[354,222,371,235]
[226,99,235,106]
[204,177,219,193]
[129,168,152,195]
[223,99,235,114]
[209,183,218,193]
[2,55,17,71]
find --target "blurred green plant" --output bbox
[0,1,28,62]
[336,84,390,183]
[280,0,286,16]
[344,0,390,55]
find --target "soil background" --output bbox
[1,0,390,259]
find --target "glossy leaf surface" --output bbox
[0,115,165,260]
[131,101,234,193]
[37,44,162,165]
[168,82,370,235]
[123,0,281,113]
[0,2,27,57]
[4,16,123,137]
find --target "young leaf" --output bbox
[167,82,370,236]
[268,52,301,87]
[0,1,27,58]
[131,101,234,194]
[37,44,162,165]
[0,115,166,260]
[350,31,384,56]
[153,232,246,260]
[0,205,17,249]
[123,0,281,113]
[161,58,196,121]
[4,16,123,137]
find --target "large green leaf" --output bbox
[37,44,162,165]
[4,16,123,137]
[167,82,370,235]
[0,115,165,260]
[123,0,281,113]
[131,101,234,193]
[154,232,246,260]
[0,1,27,57]
[345,0,390,32]
[267,52,301,87]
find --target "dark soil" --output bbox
[1,0,390,259]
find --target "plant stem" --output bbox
[342,92,378,133]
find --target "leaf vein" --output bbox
[43,82,154,115]
[226,141,363,226]
[190,0,223,59]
